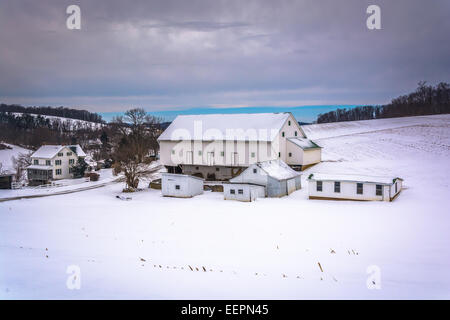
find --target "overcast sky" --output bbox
[0,0,449,113]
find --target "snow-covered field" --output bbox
[1,115,449,299]
[0,143,31,173]
[7,112,104,130]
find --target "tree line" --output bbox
[0,104,105,123]
[316,82,450,124]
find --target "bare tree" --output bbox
[112,108,161,191]
[11,152,32,182]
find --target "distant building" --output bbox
[161,173,204,198]
[308,173,403,201]
[157,113,321,180]
[224,159,302,201]
[0,171,14,189]
[26,145,86,186]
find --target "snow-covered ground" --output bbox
[1,115,449,299]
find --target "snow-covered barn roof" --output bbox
[31,144,86,159]
[256,159,301,180]
[308,173,403,185]
[287,137,321,149]
[158,113,301,142]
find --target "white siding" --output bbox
[161,173,204,198]
[224,183,265,202]
[30,146,80,180]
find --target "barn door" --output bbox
[232,152,239,166]
[207,152,214,166]
[186,151,193,164]
[287,178,296,195]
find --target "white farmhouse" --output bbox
[27,145,86,186]
[224,159,302,201]
[157,113,321,180]
[161,173,204,198]
[308,173,403,201]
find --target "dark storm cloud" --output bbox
[0,0,449,111]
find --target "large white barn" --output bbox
[157,113,321,180]
[308,173,403,201]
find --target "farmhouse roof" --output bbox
[157,112,301,142]
[31,144,86,159]
[308,173,403,185]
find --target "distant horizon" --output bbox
[99,105,362,123]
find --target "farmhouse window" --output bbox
[317,181,323,192]
[67,152,72,156]
[46,160,51,165]
[376,184,382,196]
[58,152,63,157]
[230,189,235,194]
[357,183,363,194]
[238,189,243,194]
[55,169,62,175]
[175,185,180,190]
[33,160,39,165]
[334,181,340,193]
[69,159,74,165]
[55,160,62,165]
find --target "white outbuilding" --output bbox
[161,173,204,198]
[226,159,301,200]
[223,183,266,202]
[308,173,403,201]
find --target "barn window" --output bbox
[316,181,323,192]
[278,152,281,158]
[289,152,292,157]
[376,184,382,196]
[195,167,199,170]
[198,151,202,156]
[238,189,243,194]
[175,185,180,190]
[295,131,298,136]
[253,168,257,174]
[251,152,255,158]
[216,167,220,172]
[288,120,291,126]
[357,183,363,194]
[220,151,224,156]
[230,189,235,194]
[334,181,340,193]
[282,132,285,137]
[171,150,175,154]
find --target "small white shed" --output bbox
[161,173,204,198]
[223,183,266,202]
[308,173,403,202]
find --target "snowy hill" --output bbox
[0,143,31,173]
[7,112,104,130]
[1,114,449,299]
